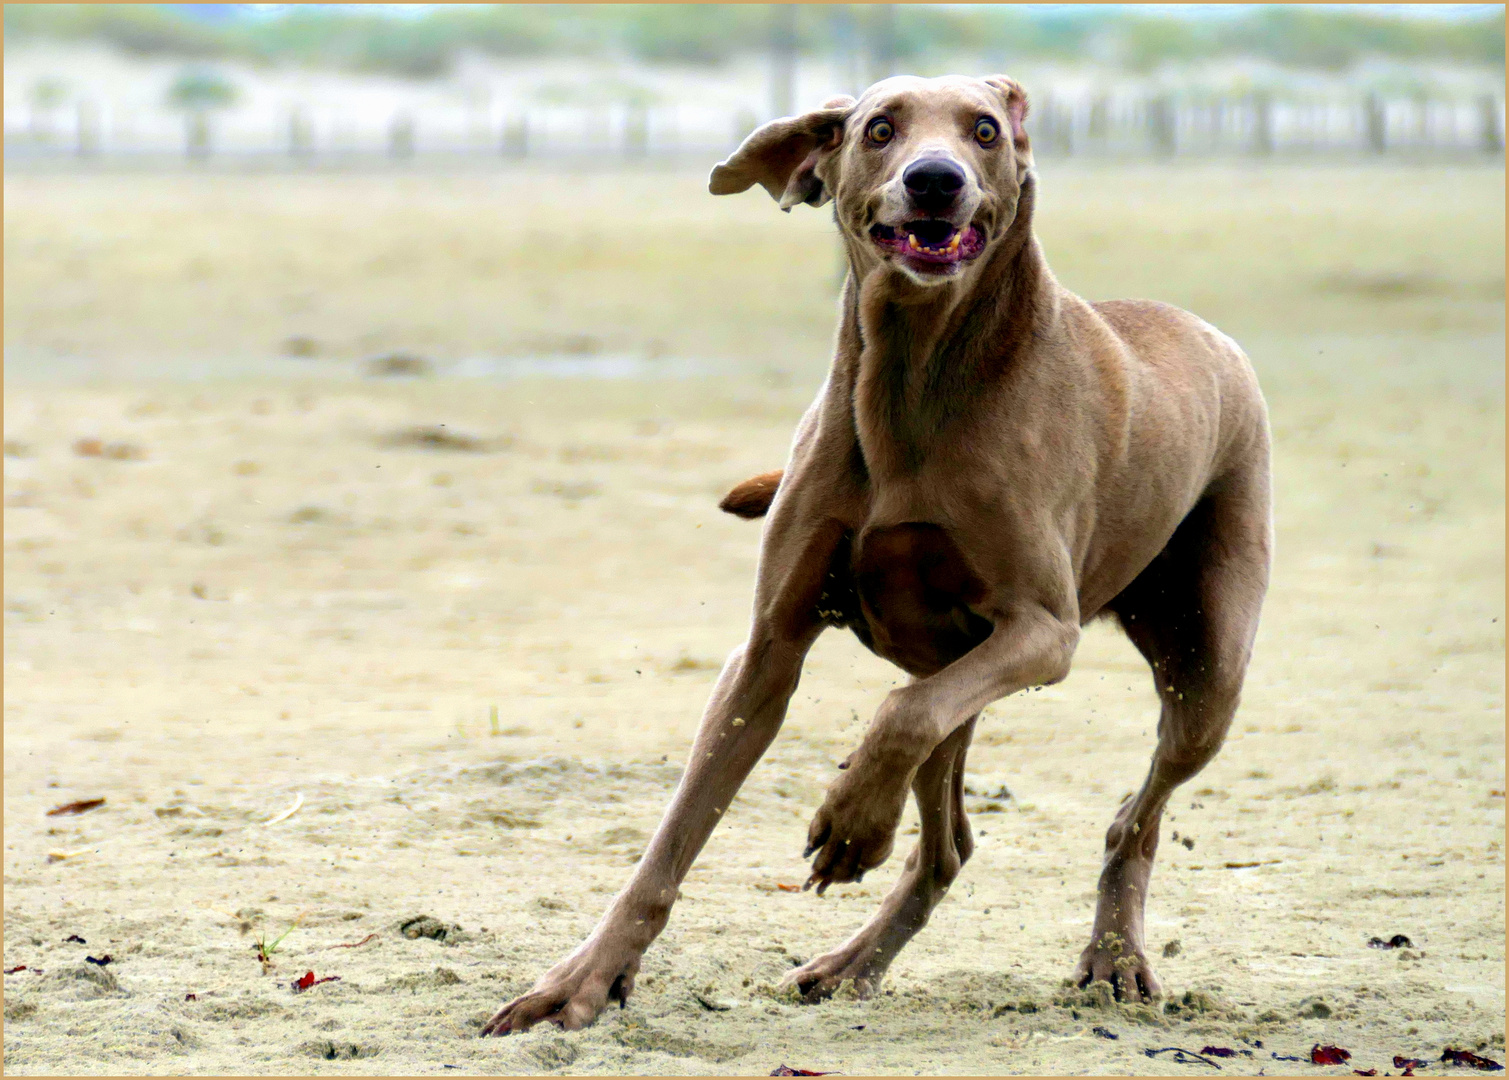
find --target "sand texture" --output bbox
[3,165,1504,1074]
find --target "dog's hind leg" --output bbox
[783,715,977,1002]
[1074,464,1271,1002]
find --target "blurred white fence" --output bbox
[7,92,1504,164]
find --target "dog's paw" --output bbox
[480,945,640,1036]
[802,762,908,894]
[1072,930,1162,1003]
[781,951,882,1003]
[784,935,887,1001]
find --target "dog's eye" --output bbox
[974,118,1000,146]
[866,117,894,145]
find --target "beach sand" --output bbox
[3,165,1503,1074]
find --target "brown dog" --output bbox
[483,74,1271,1035]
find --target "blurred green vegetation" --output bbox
[166,67,238,110]
[5,4,1503,79]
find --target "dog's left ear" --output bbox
[709,96,854,212]
[982,76,1031,155]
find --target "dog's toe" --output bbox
[1072,937,1162,1004]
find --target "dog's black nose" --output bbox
[902,158,966,214]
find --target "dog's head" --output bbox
[710,75,1032,287]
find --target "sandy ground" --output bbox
[2,164,1504,1075]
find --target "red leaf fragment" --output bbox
[1442,1048,1505,1071]
[1354,1070,1379,1076]
[64,934,86,944]
[72,438,145,460]
[1368,934,1414,949]
[185,993,197,1001]
[328,933,378,950]
[775,884,801,893]
[1312,1044,1353,1066]
[770,1067,832,1076]
[85,954,113,967]
[46,798,105,817]
[4,965,26,974]
[1396,1057,1431,1069]
[291,970,341,993]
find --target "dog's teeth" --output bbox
[908,233,921,251]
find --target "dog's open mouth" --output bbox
[870,221,986,268]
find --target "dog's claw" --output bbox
[483,941,643,1036]
[1072,936,1163,1003]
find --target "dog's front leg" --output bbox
[480,634,809,1035]
[805,602,1079,890]
[483,518,845,1036]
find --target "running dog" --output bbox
[483,74,1271,1035]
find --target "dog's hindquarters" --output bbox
[1076,433,1271,999]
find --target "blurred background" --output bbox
[5,3,1505,382]
[5,3,1505,163]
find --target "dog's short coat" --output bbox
[483,74,1271,1035]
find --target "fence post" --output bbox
[185,111,211,160]
[76,100,100,158]
[624,103,649,159]
[288,107,313,160]
[1044,99,1072,157]
[733,108,758,149]
[1148,95,1175,157]
[1412,91,1430,147]
[1036,96,1056,156]
[389,111,415,159]
[1364,92,1387,154]
[1088,96,1109,145]
[662,105,679,159]
[868,4,897,85]
[769,5,796,119]
[1480,94,1503,155]
[501,114,528,159]
[831,5,862,98]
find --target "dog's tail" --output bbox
[718,469,784,519]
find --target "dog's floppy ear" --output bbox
[982,76,1031,155]
[709,96,854,212]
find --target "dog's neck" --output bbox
[840,172,1059,478]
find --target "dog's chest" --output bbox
[818,523,993,678]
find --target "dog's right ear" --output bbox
[709,97,854,212]
[982,76,1031,155]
